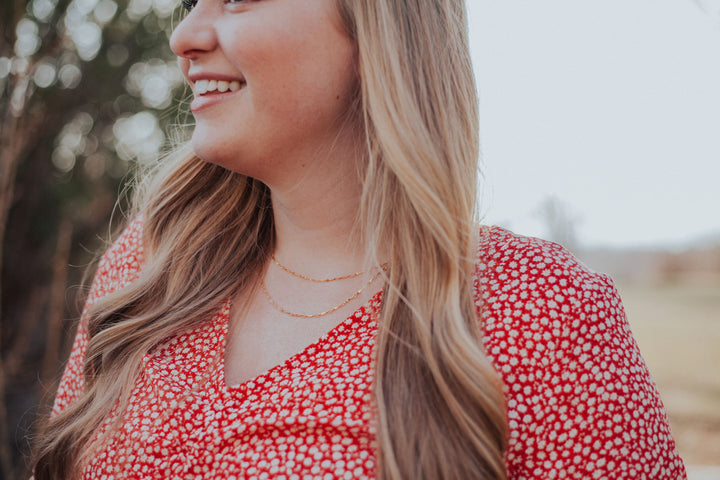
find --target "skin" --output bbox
[170,0,381,385]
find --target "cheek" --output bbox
[224,18,356,121]
[269,45,357,128]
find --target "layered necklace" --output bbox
[260,255,385,319]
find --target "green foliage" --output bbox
[0,0,188,476]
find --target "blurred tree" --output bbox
[0,0,186,477]
[535,195,582,254]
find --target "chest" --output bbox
[223,296,356,388]
[83,299,381,479]
[222,276,385,388]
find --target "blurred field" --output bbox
[617,274,720,468]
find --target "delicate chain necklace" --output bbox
[271,254,367,282]
[260,269,384,319]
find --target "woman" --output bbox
[34,0,686,479]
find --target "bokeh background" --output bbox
[0,0,718,479]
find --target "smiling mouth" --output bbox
[194,79,245,95]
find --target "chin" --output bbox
[189,130,264,179]
[191,131,233,169]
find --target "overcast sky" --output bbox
[467,0,720,248]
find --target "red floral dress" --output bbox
[53,219,687,479]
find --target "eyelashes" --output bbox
[181,0,254,12]
[181,0,197,11]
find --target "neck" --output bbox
[267,151,369,280]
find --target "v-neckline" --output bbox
[217,288,383,394]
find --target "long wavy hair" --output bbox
[33,1,508,478]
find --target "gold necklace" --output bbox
[260,269,383,318]
[271,254,367,282]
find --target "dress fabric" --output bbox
[53,219,687,480]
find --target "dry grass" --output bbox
[617,275,720,466]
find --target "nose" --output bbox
[169,3,218,60]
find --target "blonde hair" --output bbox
[34,1,508,478]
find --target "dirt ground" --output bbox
[617,276,720,467]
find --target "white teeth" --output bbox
[195,79,209,94]
[194,79,244,95]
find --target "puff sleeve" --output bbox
[51,219,145,416]
[476,228,687,480]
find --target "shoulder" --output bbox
[473,225,618,339]
[471,225,627,396]
[474,225,609,297]
[84,217,146,311]
[475,227,629,385]
[473,226,686,479]
[472,225,623,389]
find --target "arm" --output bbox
[476,229,686,480]
[51,218,145,416]
[515,272,685,479]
